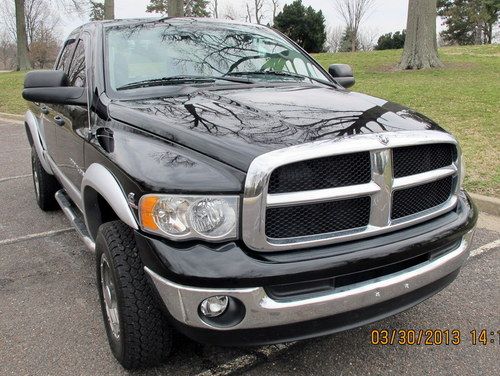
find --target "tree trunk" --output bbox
[484,23,493,44]
[104,0,115,20]
[399,0,443,70]
[473,22,482,45]
[168,0,184,17]
[14,0,31,71]
[214,0,219,18]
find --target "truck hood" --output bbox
[109,84,446,171]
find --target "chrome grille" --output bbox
[242,131,461,252]
[266,197,371,238]
[268,152,371,193]
[393,143,457,178]
[392,176,454,220]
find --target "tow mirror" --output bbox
[328,64,355,88]
[22,70,87,106]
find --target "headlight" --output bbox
[139,194,239,241]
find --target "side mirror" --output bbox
[328,64,355,89]
[22,70,87,106]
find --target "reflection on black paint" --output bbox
[132,88,437,148]
[149,151,196,168]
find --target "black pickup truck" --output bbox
[22,18,477,369]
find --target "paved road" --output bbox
[0,119,498,376]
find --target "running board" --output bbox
[55,190,96,252]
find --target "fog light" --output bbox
[200,296,229,318]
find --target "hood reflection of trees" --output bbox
[138,92,431,147]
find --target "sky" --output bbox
[60,0,416,40]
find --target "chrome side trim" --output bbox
[25,110,53,175]
[242,131,461,252]
[146,231,474,331]
[47,154,84,211]
[81,163,139,232]
[55,190,95,252]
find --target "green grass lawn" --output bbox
[0,71,26,115]
[0,45,498,195]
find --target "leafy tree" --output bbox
[375,30,406,50]
[335,0,375,52]
[338,27,359,52]
[89,1,105,20]
[146,0,210,17]
[185,0,210,16]
[273,0,327,53]
[438,0,499,45]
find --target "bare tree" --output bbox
[271,0,280,24]
[2,0,60,45]
[245,3,252,22]
[48,0,86,15]
[2,0,64,70]
[223,3,240,20]
[29,22,59,68]
[326,26,343,52]
[14,0,31,70]
[334,0,375,52]
[358,27,377,51]
[0,2,18,41]
[254,0,264,24]
[26,0,60,44]
[209,0,218,18]
[104,0,114,19]
[399,0,443,69]
[0,33,16,70]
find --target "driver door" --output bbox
[52,34,90,193]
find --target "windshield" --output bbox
[105,20,331,91]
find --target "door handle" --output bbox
[54,115,65,126]
[41,106,49,115]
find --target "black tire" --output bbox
[31,148,60,211]
[95,221,173,369]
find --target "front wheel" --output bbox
[95,221,173,369]
[31,148,59,211]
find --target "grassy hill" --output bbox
[1,45,498,196]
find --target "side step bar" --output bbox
[55,190,96,252]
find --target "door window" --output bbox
[68,40,86,87]
[56,40,76,73]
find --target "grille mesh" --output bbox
[266,197,371,239]
[268,152,371,194]
[393,144,456,178]
[392,176,453,220]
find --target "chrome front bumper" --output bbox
[145,230,474,331]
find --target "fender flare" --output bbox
[25,110,53,174]
[81,163,139,239]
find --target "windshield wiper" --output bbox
[225,71,338,88]
[116,75,252,91]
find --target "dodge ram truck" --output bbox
[22,18,477,369]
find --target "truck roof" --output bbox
[79,17,269,32]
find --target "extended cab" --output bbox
[22,18,477,369]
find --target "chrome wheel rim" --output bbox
[100,254,120,339]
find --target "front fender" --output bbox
[25,110,53,174]
[82,163,139,239]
